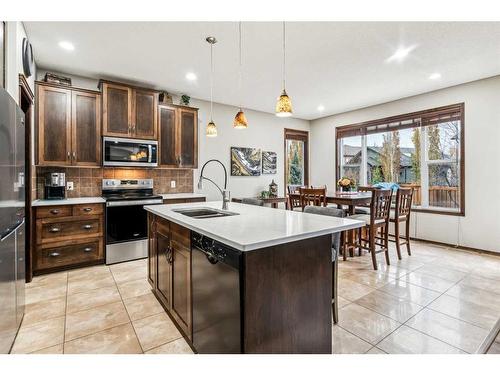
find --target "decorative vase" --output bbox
[341,186,350,192]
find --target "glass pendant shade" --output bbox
[275,89,293,117]
[206,121,217,137]
[233,109,248,129]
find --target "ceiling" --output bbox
[25,22,500,120]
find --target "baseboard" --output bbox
[410,237,499,257]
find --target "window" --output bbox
[336,104,464,215]
[284,128,309,191]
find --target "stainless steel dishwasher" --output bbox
[191,232,242,354]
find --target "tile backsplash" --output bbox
[36,167,194,199]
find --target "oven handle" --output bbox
[106,199,163,207]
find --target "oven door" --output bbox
[103,137,158,167]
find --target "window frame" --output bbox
[284,128,309,190]
[335,103,465,216]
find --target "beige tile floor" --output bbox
[10,241,500,354]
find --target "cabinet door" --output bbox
[102,83,132,137]
[71,90,101,166]
[37,85,72,165]
[133,89,157,139]
[156,228,172,309]
[178,108,198,168]
[158,105,178,167]
[147,214,157,289]
[171,242,192,338]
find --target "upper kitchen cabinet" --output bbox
[159,104,198,169]
[100,81,158,140]
[36,82,101,167]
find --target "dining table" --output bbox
[231,196,289,209]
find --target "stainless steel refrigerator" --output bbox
[0,87,25,354]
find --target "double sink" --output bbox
[173,207,239,219]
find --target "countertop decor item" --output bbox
[337,176,356,192]
[233,22,248,129]
[269,179,278,197]
[262,151,277,174]
[231,147,261,176]
[205,36,218,137]
[159,91,173,104]
[180,94,190,106]
[275,22,293,117]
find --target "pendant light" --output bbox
[206,36,218,137]
[275,21,293,117]
[233,22,248,129]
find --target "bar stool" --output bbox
[389,187,413,259]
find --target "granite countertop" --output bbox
[145,201,364,252]
[160,193,206,200]
[31,197,106,207]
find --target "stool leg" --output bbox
[384,224,390,266]
[369,227,377,270]
[394,220,402,260]
[406,218,412,256]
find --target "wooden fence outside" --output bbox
[399,183,459,208]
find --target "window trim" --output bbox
[335,103,465,216]
[284,128,309,190]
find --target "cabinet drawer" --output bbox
[38,217,101,244]
[72,203,103,216]
[37,240,102,270]
[36,205,72,219]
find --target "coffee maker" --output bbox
[44,172,66,200]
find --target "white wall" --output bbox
[35,69,310,202]
[310,76,500,253]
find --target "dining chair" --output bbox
[303,205,344,324]
[287,186,302,210]
[241,197,264,206]
[389,187,413,259]
[349,189,393,270]
[298,187,327,211]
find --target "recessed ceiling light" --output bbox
[58,41,75,51]
[185,72,197,81]
[429,72,441,80]
[386,45,417,63]
[317,105,325,112]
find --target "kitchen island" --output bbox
[145,201,363,354]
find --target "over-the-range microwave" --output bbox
[103,136,158,167]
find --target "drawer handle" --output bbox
[49,252,60,257]
[83,207,92,212]
[83,224,93,230]
[49,227,60,233]
[50,209,60,214]
[83,247,93,253]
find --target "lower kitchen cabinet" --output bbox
[33,203,104,274]
[148,215,192,341]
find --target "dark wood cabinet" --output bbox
[149,216,192,340]
[101,81,158,140]
[36,82,101,167]
[33,203,105,274]
[159,104,198,168]
[37,85,72,165]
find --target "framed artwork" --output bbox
[262,151,277,174]
[231,147,261,176]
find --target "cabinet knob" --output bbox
[50,209,60,214]
[49,252,60,257]
[83,207,92,212]
[49,227,60,233]
[83,247,93,252]
[83,224,93,230]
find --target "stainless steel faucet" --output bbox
[197,159,230,210]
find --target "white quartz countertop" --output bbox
[145,201,364,251]
[32,197,106,207]
[160,193,206,200]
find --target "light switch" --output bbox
[170,180,176,188]
[67,181,74,191]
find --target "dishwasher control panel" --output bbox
[191,232,241,268]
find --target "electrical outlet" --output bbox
[67,181,74,191]
[170,180,176,188]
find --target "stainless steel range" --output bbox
[102,179,163,264]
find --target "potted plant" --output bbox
[337,177,355,192]
[180,94,190,106]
